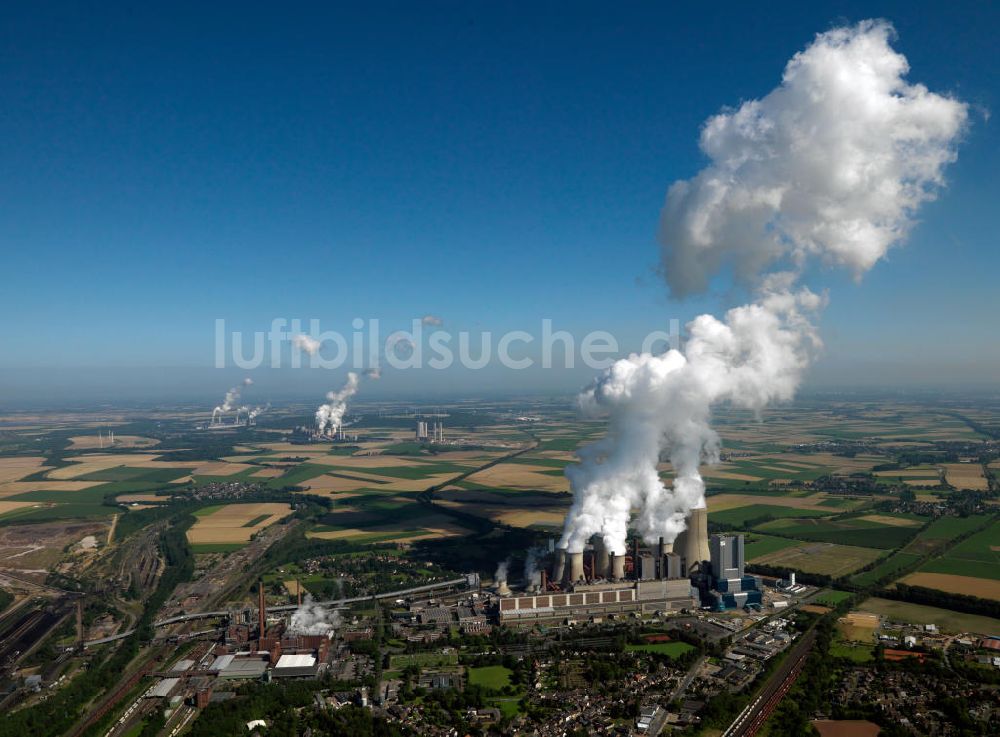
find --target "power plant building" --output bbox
[707,533,762,611]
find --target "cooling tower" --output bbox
[568,552,584,583]
[592,537,610,579]
[610,552,626,580]
[497,580,511,596]
[552,549,566,583]
[682,506,710,573]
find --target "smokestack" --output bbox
[658,536,667,557]
[633,538,640,581]
[258,581,266,641]
[682,507,710,574]
[568,552,584,583]
[552,549,566,583]
[540,568,548,592]
[611,552,625,581]
[593,538,610,579]
[297,581,302,607]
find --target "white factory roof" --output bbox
[275,653,316,669]
[170,659,195,673]
[211,654,235,671]
[147,677,179,698]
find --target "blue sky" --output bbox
[1,2,997,401]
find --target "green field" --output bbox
[850,552,921,587]
[918,515,989,540]
[830,638,874,662]
[755,516,920,550]
[624,641,696,658]
[859,597,1000,636]
[918,519,1000,580]
[711,505,833,528]
[744,534,803,560]
[467,665,514,689]
[813,590,853,607]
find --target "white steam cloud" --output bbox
[314,369,380,434]
[288,595,341,637]
[421,314,443,326]
[315,372,360,434]
[212,378,253,422]
[293,334,322,356]
[559,20,967,556]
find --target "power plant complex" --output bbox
[497,508,760,624]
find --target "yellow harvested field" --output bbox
[0,456,49,483]
[900,572,1000,601]
[191,461,254,476]
[0,501,36,516]
[0,480,102,499]
[701,470,763,482]
[941,463,989,491]
[284,580,307,596]
[707,493,844,512]
[117,494,167,504]
[857,514,922,527]
[495,509,566,527]
[307,519,471,543]
[251,468,284,478]
[753,542,881,577]
[69,434,158,449]
[465,463,568,493]
[187,503,292,545]
[874,468,940,478]
[46,453,193,480]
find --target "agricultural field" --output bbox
[750,541,883,577]
[186,502,292,547]
[858,597,1000,636]
[941,462,989,491]
[753,514,924,550]
[900,518,1000,599]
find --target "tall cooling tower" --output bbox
[567,552,585,583]
[593,537,610,579]
[552,549,566,583]
[682,506,710,573]
[610,552,626,580]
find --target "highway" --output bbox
[84,575,473,646]
[722,628,816,737]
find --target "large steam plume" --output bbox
[212,378,253,422]
[315,369,380,434]
[559,20,967,555]
[287,595,342,637]
[315,372,360,434]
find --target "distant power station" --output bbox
[416,421,444,442]
[495,508,763,623]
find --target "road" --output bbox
[722,628,816,737]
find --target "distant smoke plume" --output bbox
[248,403,270,421]
[293,334,322,355]
[559,20,967,555]
[212,378,253,422]
[288,595,341,637]
[421,315,443,326]
[315,372,360,434]
[314,369,380,434]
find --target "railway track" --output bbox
[722,628,817,737]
